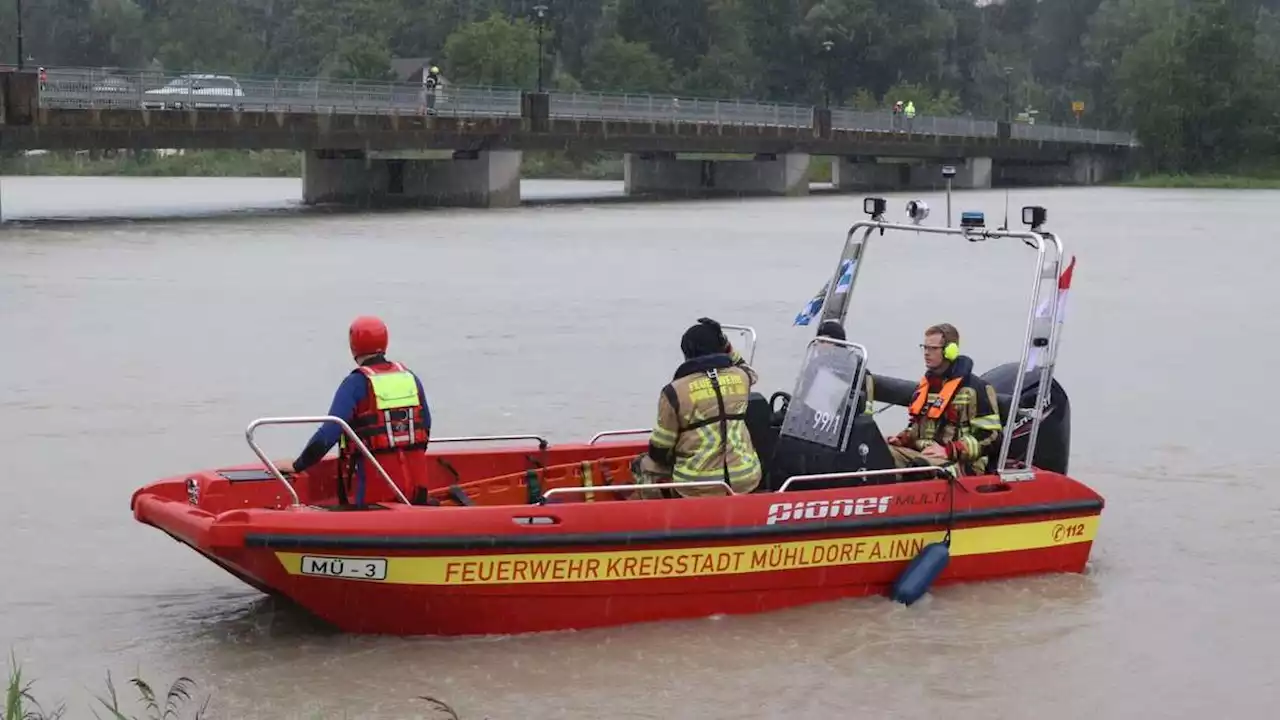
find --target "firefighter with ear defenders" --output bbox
[632,317,762,498]
[888,322,1002,475]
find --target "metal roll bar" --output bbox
[541,480,735,500]
[720,323,758,365]
[589,428,652,444]
[840,217,1066,480]
[776,466,952,493]
[245,416,410,508]
[429,434,549,451]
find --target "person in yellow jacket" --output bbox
[633,318,762,498]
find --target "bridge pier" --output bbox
[831,156,993,192]
[623,152,810,198]
[301,149,522,208]
[994,152,1122,187]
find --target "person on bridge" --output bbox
[887,322,1002,475]
[632,318,762,498]
[276,316,433,506]
[421,65,442,115]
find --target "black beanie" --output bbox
[681,318,725,359]
[817,320,847,341]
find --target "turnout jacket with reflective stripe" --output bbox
[647,350,762,495]
[894,355,1003,474]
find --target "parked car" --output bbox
[141,74,244,111]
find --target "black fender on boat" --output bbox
[868,362,1072,475]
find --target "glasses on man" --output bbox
[919,344,944,352]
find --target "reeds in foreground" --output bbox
[5,652,209,720]
[5,652,466,719]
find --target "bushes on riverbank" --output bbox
[1120,168,1280,189]
[0,149,302,178]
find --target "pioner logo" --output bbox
[766,496,893,525]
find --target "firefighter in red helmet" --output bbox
[277,316,433,506]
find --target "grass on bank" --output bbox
[1118,171,1280,189]
[0,150,302,178]
[4,653,463,720]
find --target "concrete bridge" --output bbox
[1,67,1138,209]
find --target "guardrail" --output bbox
[549,91,813,127]
[23,65,1136,146]
[832,108,1001,138]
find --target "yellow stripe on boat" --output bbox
[275,516,1099,586]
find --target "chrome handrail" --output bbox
[720,323,758,365]
[775,466,952,493]
[429,434,549,451]
[588,428,652,444]
[541,480,734,500]
[245,415,410,507]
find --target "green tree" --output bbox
[615,0,712,74]
[443,12,540,88]
[580,36,674,94]
[1117,0,1269,172]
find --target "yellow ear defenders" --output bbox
[943,341,960,362]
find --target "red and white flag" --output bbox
[1027,256,1075,370]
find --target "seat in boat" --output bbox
[761,413,898,491]
[756,337,903,492]
[743,392,780,487]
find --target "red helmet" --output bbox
[349,316,388,356]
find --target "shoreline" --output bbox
[1117,172,1280,189]
[5,150,1277,190]
[0,150,832,185]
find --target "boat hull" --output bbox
[252,520,1095,635]
[132,440,1103,636]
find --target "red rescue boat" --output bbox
[131,199,1104,636]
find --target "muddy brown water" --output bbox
[1,177,1277,719]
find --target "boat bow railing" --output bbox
[589,429,652,444]
[429,434,550,451]
[245,415,411,507]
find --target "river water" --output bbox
[1,176,1277,719]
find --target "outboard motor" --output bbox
[980,362,1071,474]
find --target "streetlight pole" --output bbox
[821,40,834,108]
[533,4,548,93]
[1003,66,1013,123]
[15,0,25,70]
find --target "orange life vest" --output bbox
[908,375,964,420]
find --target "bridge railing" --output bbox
[1011,123,1136,146]
[549,91,814,128]
[35,67,524,118]
[26,65,1134,145]
[831,108,1001,137]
